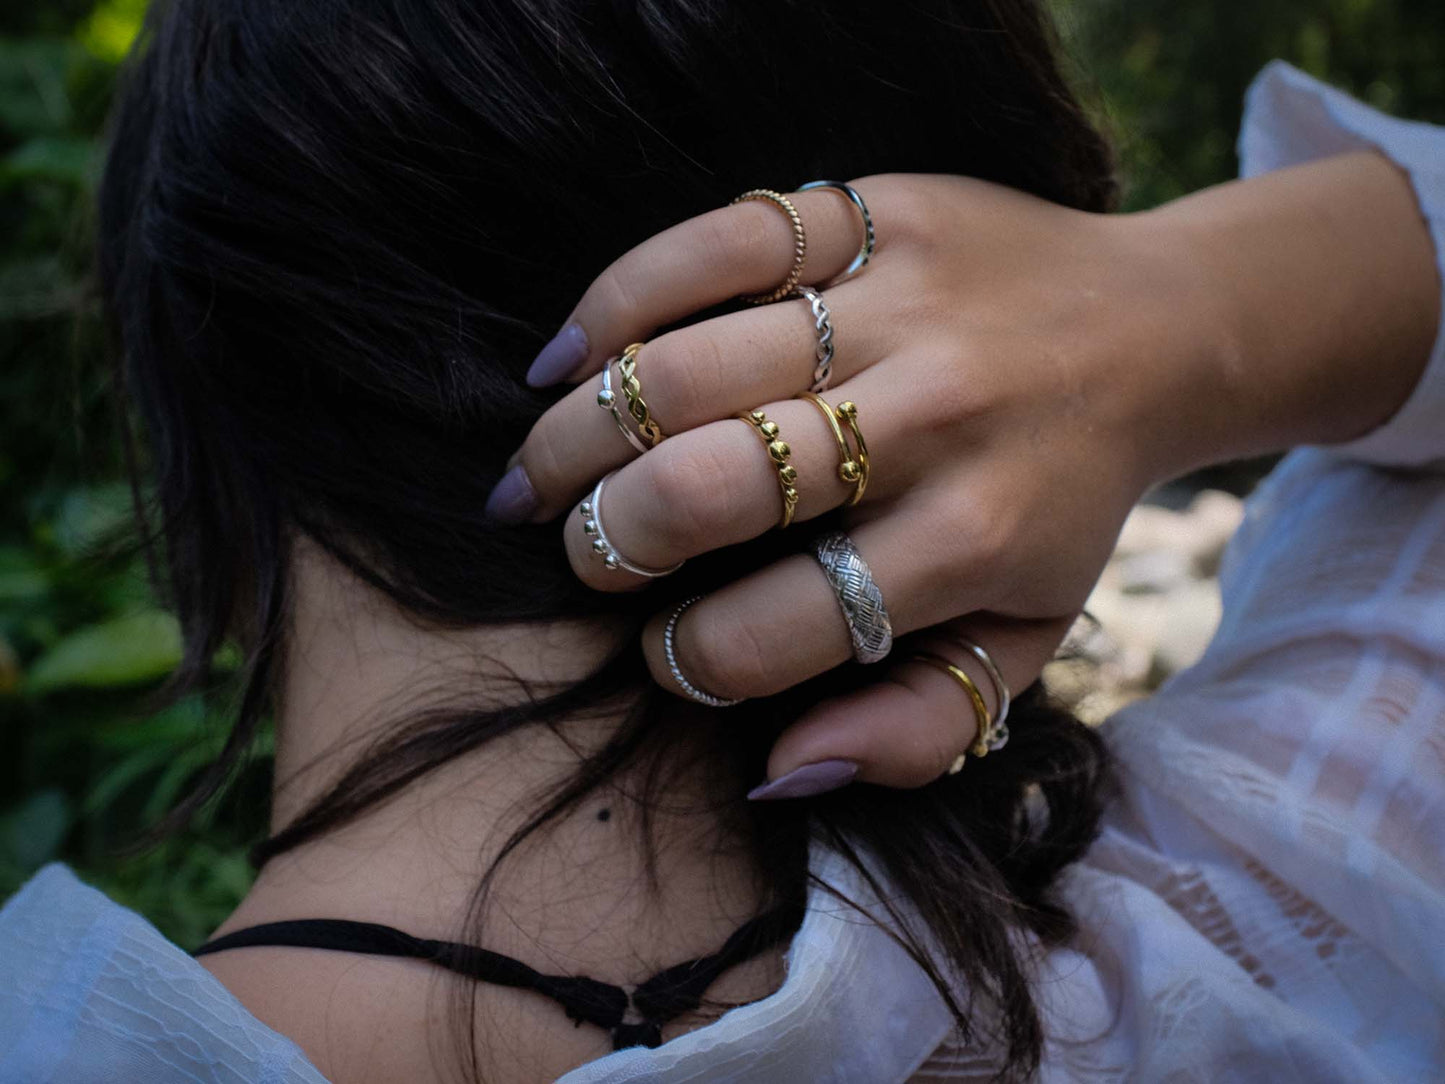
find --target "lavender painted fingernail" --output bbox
[484,464,539,524]
[746,759,859,802]
[526,323,589,388]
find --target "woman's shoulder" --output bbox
[0,864,328,1083]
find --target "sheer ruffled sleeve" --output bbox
[1239,61,1445,468]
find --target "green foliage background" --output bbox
[2,0,1443,947]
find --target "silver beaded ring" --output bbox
[597,360,649,455]
[812,530,892,664]
[797,180,875,281]
[578,474,683,578]
[664,596,742,707]
[793,285,835,392]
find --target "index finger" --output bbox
[523,182,884,388]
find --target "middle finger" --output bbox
[511,275,891,523]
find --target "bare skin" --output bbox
[199,541,783,1084]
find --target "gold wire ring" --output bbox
[834,400,869,504]
[730,189,807,305]
[909,652,992,774]
[796,392,864,507]
[737,409,799,529]
[617,342,665,447]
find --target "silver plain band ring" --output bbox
[949,638,1011,748]
[797,180,875,280]
[812,530,892,664]
[793,285,835,392]
[579,474,683,578]
[597,361,649,455]
[664,596,743,707]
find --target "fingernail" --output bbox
[484,464,538,524]
[526,323,589,387]
[746,759,859,802]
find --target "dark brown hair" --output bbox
[99,1,1115,1078]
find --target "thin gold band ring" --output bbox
[909,652,991,775]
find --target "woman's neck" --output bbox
[201,541,781,1083]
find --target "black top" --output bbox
[194,902,804,1052]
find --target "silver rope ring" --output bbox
[664,596,743,707]
[812,530,893,664]
[793,285,835,392]
[578,474,683,579]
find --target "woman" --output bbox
[1,0,1441,1081]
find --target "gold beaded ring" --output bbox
[835,400,870,504]
[737,409,799,529]
[617,342,665,447]
[730,189,807,305]
[908,652,993,775]
[796,391,865,507]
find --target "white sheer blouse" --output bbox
[2,61,1443,1084]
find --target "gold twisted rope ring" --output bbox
[730,189,807,305]
[617,342,665,447]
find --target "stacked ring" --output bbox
[908,653,991,775]
[794,286,834,392]
[812,531,892,664]
[947,638,1011,753]
[796,180,874,281]
[617,342,666,447]
[579,473,683,577]
[737,410,799,529]
[795,392,865,507]
[664,597,743,708]
[731,189,807,305]
[597,359,649,455]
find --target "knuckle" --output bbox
[695,204,775,273]
[641,334,725,428]
[686,603,777,700]
[520,414,573,502]
[638,441,739,554]
[592,257,646,324]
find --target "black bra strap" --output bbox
[195,902,803,1051]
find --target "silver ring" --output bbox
[797,180,875,280]
[664,597,743,707]
[812,530,892,663]
[950,638,1011,750]
[578,474,683,578]
[793,285,834,392]
[597,360,649,455]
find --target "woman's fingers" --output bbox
[525,185,878,388]
[636,509,987,703]
[511,277,885,524]
[753,616,1075,794]
[562,366,911,590]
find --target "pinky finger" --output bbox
[750,615,1074,797]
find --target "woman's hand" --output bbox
[491,157,1439,796]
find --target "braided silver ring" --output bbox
[797,180,875,281]
[597,361,649,455]
[664,596,743,707]
[793,285,835,392]
[812,530,892,663]
[579,474,683,578]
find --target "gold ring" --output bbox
[835,400,869,503]
[737,409,799,529]
[617,342,665,447]
[796,392,864,507]
[730,189,807,305]
[908,652,992,774]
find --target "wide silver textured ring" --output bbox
[948,637,1011,750]
[597,361,649,455]
[664,596,743,707]
[578,473,683,578]
[812,530,892,664]
[793,285,834,392]
[797,180,875,280]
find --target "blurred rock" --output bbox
[1047,489,1243,725]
